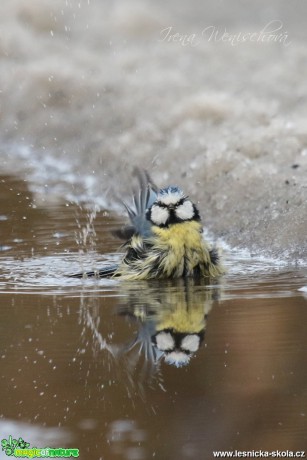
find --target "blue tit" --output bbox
[114,279,216,368]
[71,171,224,280]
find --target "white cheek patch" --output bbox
[181,334,200,352]
[175,200,194,220]
[155,331,175,351]
[150,204,169,226]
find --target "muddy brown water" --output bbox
[0,175,307,459]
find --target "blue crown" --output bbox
[158,186,183,196]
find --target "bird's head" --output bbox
[146,186,200,227]
[152,329,204,367]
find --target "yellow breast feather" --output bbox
[114,221,223,280]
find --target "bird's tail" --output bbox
[68,264,118,279]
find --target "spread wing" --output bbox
[114,169,158,239]
[69,170,158,279]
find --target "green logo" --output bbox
[1,437,30,456]
[1,436,79,458]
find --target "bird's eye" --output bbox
[176,198,185,207]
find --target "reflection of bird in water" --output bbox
[115,278,219,369]
[79,278,220,394]
[71,170,224,280]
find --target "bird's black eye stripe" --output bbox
[156,197,186,208]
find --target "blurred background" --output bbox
[1,0,307,259]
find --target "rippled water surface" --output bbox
[1,176,307,459]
